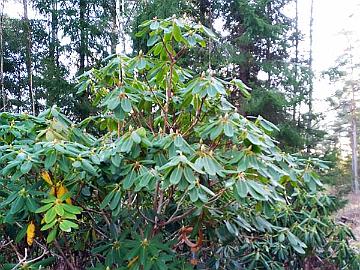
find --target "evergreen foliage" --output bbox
[0,17,358,270]
[0,0,323,152]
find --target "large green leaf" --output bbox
[170,166,183,185]
[44,207,57,223]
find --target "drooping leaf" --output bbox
[170,166,183,185]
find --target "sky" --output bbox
[4,0,359,67]
[305,0,360,71]
[297,0,360,113]
[3,0,360,118]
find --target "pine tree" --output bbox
[306,0,315,153]
[323,35,360,192]
[22,0,35,115]
[0,0,5,111]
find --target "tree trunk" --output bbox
[118,0,126,54]
[79,0,86,74]
[198,0,213,70]
[306,0,314,153]
[293,0,299,122]
[22,0,35,115]
[48,0,59,104]
[109,0,117,54]
[0,0,5,111]
[346,32,359,193]
[351,91,359,193]
[50,0,58,65]
[349,56,359,193]
[199,0,210,25]
[17,65,21,113]
[266,2,272,89]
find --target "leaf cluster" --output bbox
[0,17,359,269]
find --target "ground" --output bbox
[336,192,360,250]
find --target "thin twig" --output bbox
[174,47,187,60]
[0,239,14,250]
[163,207,196,226]
[138,210,155,224]
[166,188,189,222]
[25,248,48,264]
[11,248,27,270]
[54,240,76,270]
[183,95,207,136]
[9,240,22,261]
[160,34,175,131]
[153,180,160,213]
[143,74,166,112]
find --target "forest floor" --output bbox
[335,192,360,250]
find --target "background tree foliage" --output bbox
[0,17,359,270]
[0,0,323,152]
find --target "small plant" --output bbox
[0,17,359,269]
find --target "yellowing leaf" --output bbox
[26,221,36,246]
[41,171,53,186]
[57,185,67,197]
[66,197,72,205]
[127,256,139,268]
[57,185,72,205]
[50,186,56,196]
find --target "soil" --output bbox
[335,192,360,251]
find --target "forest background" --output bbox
[2,0,360,190]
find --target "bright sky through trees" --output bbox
[4,0,359,117]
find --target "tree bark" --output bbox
[118,0,126,54]
[351,86,359,193]
[50,0,59,66]
[17,63,21,113]
[48,0,59,104]
[108,0,117,54]
[348,37,359,192]
[293,0,299,122]
[79,0,86,74]
[0,0,5,111]
[306,0,314,153]
[22,0,36,115]
[266,1,272,89]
